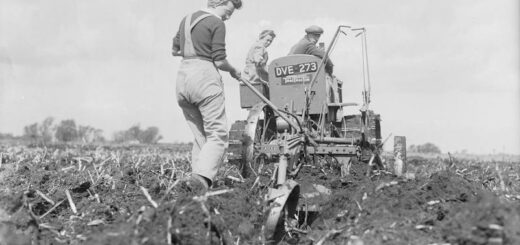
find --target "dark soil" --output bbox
[0,145,519,245]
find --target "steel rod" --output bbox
[239,78,301,131]
[314,137,358,144]
[277,155,288,185]
[305,25,355,116]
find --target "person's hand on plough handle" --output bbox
[171,48,181,57]
[214,59,241,80]
[230,69,241,80]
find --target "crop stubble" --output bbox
[0,144,519,244]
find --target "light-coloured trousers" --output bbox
[176,59,228,181]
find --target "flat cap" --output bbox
[305,25,324,35]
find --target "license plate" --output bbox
[274,62,318,77]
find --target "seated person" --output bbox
[288,25,334,75]
[289,25,340,104]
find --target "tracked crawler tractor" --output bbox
[228,26,406,243]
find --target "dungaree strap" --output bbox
[183,13,212,57]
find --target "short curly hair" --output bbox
[208,0,243,9]
[259,30,276,40]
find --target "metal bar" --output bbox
[362,30,371,105]
[307,25,351,92]
[239,77,301,131]
[306,26,342,92]
[306,146,358,155]
[314,137,358,144]
[318,103,326,140]
[277,155,288,185]
[306,25,354,113]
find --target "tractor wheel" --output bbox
[240,103,277,178]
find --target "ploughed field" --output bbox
[0,144,519,245]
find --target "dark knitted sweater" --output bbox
[172,10,227,61]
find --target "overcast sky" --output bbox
[0,0,518,154]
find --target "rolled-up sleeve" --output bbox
[211,22,227,61]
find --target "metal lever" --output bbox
[238,77,301,132]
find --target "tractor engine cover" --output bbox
[268,55,327,115]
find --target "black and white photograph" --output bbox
[0,0,519,244]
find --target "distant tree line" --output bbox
[408,143,441,154]
[0,117,163,145]
[0,133,16,140]
[113,124,163,144]
[20,117,105,144]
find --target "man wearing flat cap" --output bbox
[289,25,341,104]
[289,25,334,75]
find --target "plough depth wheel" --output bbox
[265,180,300,244]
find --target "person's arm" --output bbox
[215,59,241,80]
[251,46,265,65]
[254,47,269,83]
[212,21,241,80]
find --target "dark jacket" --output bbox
[289,36,334,74]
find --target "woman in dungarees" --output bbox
[171,0,243,192]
